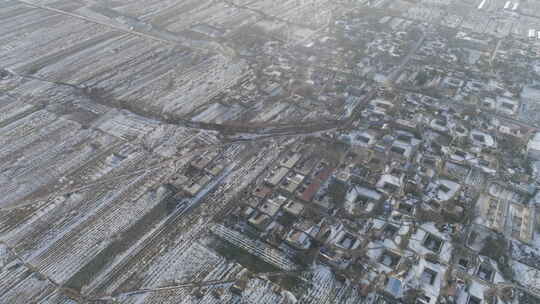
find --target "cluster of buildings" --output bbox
[206,3,540,304]
[3,0,540,303]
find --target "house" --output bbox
[280,152,302,169]
[285,229,312,250]
[527,132,540,160]
[265,167,290,186]
[248,212,273,231]
[282,200,304,216]
[469,130,496,149]
[345,185,383,215]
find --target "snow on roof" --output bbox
[427,179,461,201]
[346,130,376,146]
[512,260,540,290]
[532,188,540,204]
[286,229,311,249]
[352,185,382,201]
[528,132,540,152]
[521,86,540,101]
[469,130,496,148]
[391,140,413,157]
[408,224,453,264]
[467,280,488,300]
[414,257,445,300]
[385,277,403,297]
[376,174,402,190]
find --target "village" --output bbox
[1,0,540,303]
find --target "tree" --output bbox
[327,179,349,208]
[403,288,422,304]
[415,71,429,86]
[480,235,514,280]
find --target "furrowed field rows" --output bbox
[0,275,55,304]
[0,118,77,162]
[134,144,278,291]
[0,245,56,304]
[0,110,58,150]
[0,265,29,294]
[0,126,93,181]
[149,0,213,27]
[0,128,100,208]
[140,260,244,304]
[0,6,57,35]
[36,35,162,85]
[37,289,73,304]
[0,101,43,129]
[30,167,171,283]
[1,147,144,253]
[19,31,125,81]
[0,145,145,254]
[162,1,254,33]
[0,132,101,209]
[1,17,115,72]
[83,144,272,297]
